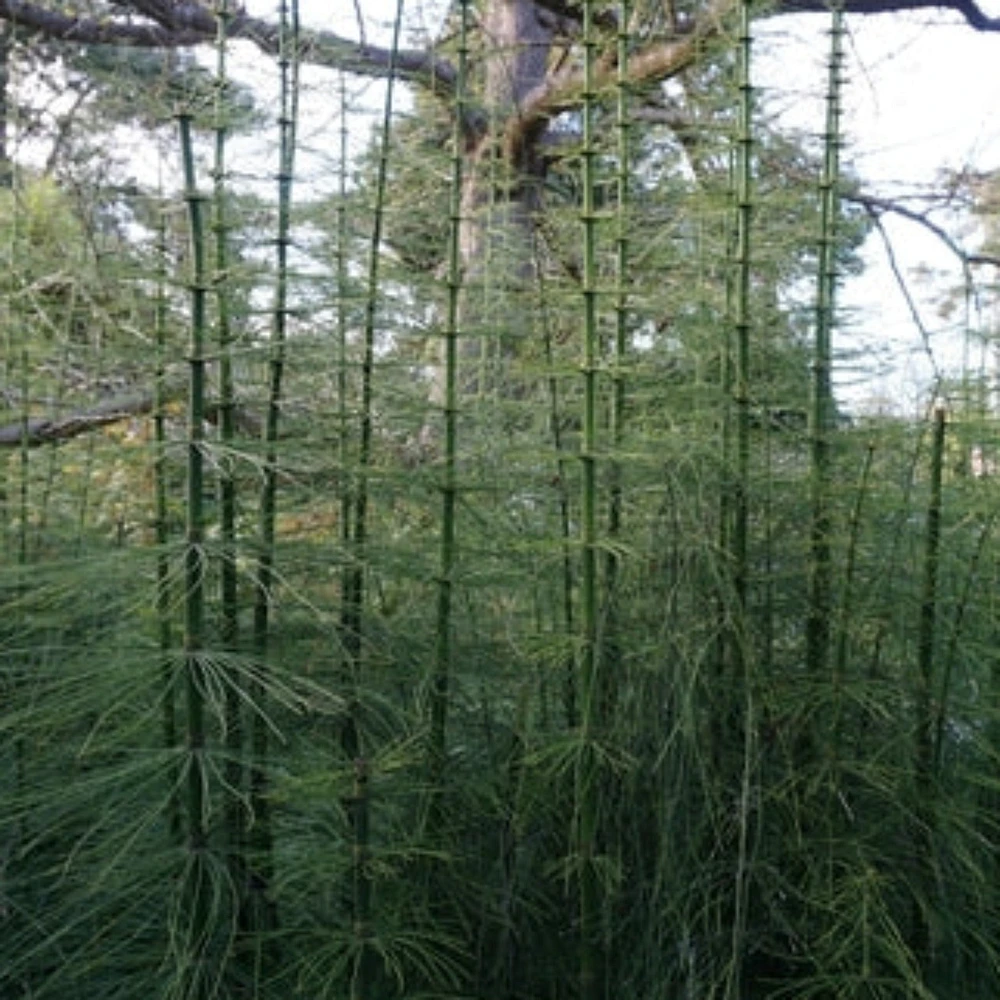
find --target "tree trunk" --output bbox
[434,0,553,405]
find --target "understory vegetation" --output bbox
[3,2,1000,999]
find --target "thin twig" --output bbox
[865,207,942,383]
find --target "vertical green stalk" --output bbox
[603,0,630,717]
[577,3,601,998]
[917,412,945,717]
[211,0,244,922]
[716,101,737,720]
[338,7,403,998]
[530,228,575,729]
[806,18,845,986]
[806,3,844,678]
[718,214,734,624]
[724,4,756,994]
[331,65,375,1000]
[913,405,945,977]
[760,389,775,676]
[155,191,180,846]
[594,8,632,981]
[13,195,28,813]
[834,440,875,688]
[540,293,576,729]
[934,511,993,773]
[867,427,926,680]
[336,69,351,659]
[430,0,469,785]
[178,110,210,1000]
[250,0,299,962]
[17,330,28,570]
[731,0,754,634]
[339,0,404,760]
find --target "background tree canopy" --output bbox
[3,2,1000,999]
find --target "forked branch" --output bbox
[0,0,457,92]
[0,0,997,108]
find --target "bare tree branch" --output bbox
[0,390,156,447]
[787,0,1000,31]
[968,252,1000,268]
[0,0,205,45]
[847,190,1000,270]
[867,208,942,382]
[0,387,262,447]
[0,0,997,110]
[0,0,457,92]
[533,0,1000,33]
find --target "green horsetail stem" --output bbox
[210,0,245,928]
[834,440,876,691]
[17,311,27,570]
[807,3,844,678]
[918,408,946,767]
[13,168,27,828]
[334,62,368,1000]
[934,511,994,774]
[539,282,577,729]
[431,0,470,786]
[611,0,630,480]
[865,429,926,680]
[250,0,299,963]
[602,0,631,716]
[178,109,210,1000]
[154,193,180,847]
[724,1,757,994]
[912,405,945,975]
[340,3,404,997]
[578,3,602,998]
[717,77,736,695]
[337,69,351,650]
[806,15,846,981]
[339,0,403,762]
[732,0,754,636]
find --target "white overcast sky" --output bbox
[247,0,1000,411]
